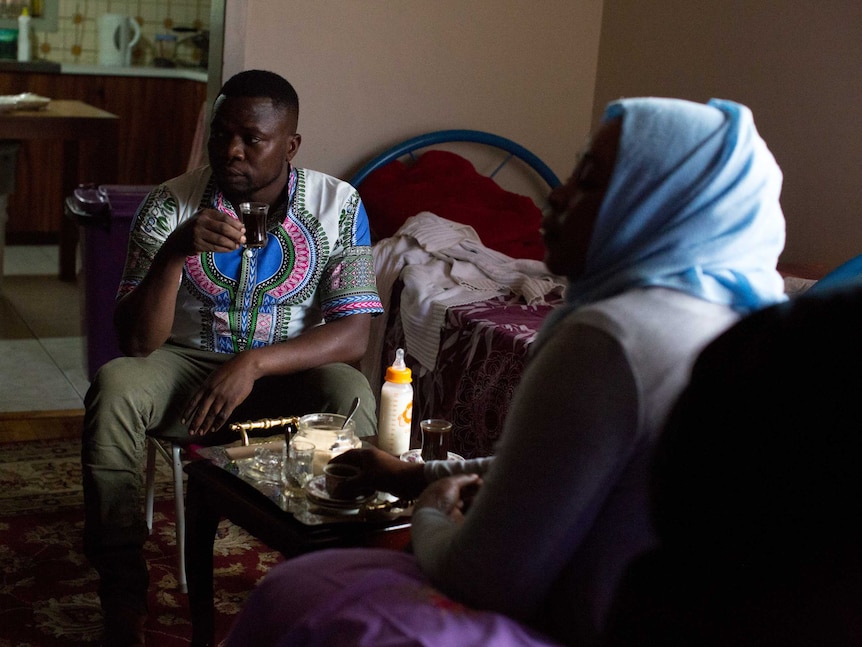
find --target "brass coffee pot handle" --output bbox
[229,416,300,446]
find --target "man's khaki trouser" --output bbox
[81,343,376,615]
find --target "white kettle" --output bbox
[98,14,141,66]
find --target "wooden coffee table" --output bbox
[184,458,412,647]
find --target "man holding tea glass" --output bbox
[81,69,382,646]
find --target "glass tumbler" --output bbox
[283,439,316,499]
[253,446,282,483]
[420,419,452,461]
[239,201,269,248]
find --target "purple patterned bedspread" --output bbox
[382,286,561,458]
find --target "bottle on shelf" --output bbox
[16,6,31,63]
[377,348,413,456]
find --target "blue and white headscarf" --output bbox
[563,97,786,314]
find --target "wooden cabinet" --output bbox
[0,72,207,241]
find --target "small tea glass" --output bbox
[420,419,452,461]
[283,439,316,499]
[252,446,282,484]
[239,201,269,249]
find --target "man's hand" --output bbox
[168,207,246,256]
[183,353,258,437]
[414,473,483,523]
[329,446,428,499]
[115,208,247,357]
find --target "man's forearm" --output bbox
[237,313,372,380]
[114,246,186,356]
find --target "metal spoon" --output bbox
[342,397,360,429]
[330,397,361,451]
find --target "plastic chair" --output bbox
[143,417,298,595]
[144,437,188,593]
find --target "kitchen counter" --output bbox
[0,60,207,82]
[61,63,208,82]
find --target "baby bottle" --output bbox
[377,348,413,456]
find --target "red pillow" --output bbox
[358,150,545,261]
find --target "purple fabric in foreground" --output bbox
[224,548,562,647]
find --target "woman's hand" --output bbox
[414,473,482,523]
[329,446,428,499]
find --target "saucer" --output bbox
[305,475,376,510]
[399,449,465,464]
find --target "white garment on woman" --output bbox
[412,287,739,644]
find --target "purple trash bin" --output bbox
[67,184,153,381]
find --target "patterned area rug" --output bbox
[0,438,283,646]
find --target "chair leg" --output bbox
[146,437,188,593]
[144,438,157,534]
[171,444,188,594]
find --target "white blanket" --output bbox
[361,212,565,396]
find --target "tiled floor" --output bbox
[0,245,89,413]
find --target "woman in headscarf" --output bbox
[224,98,787,647]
